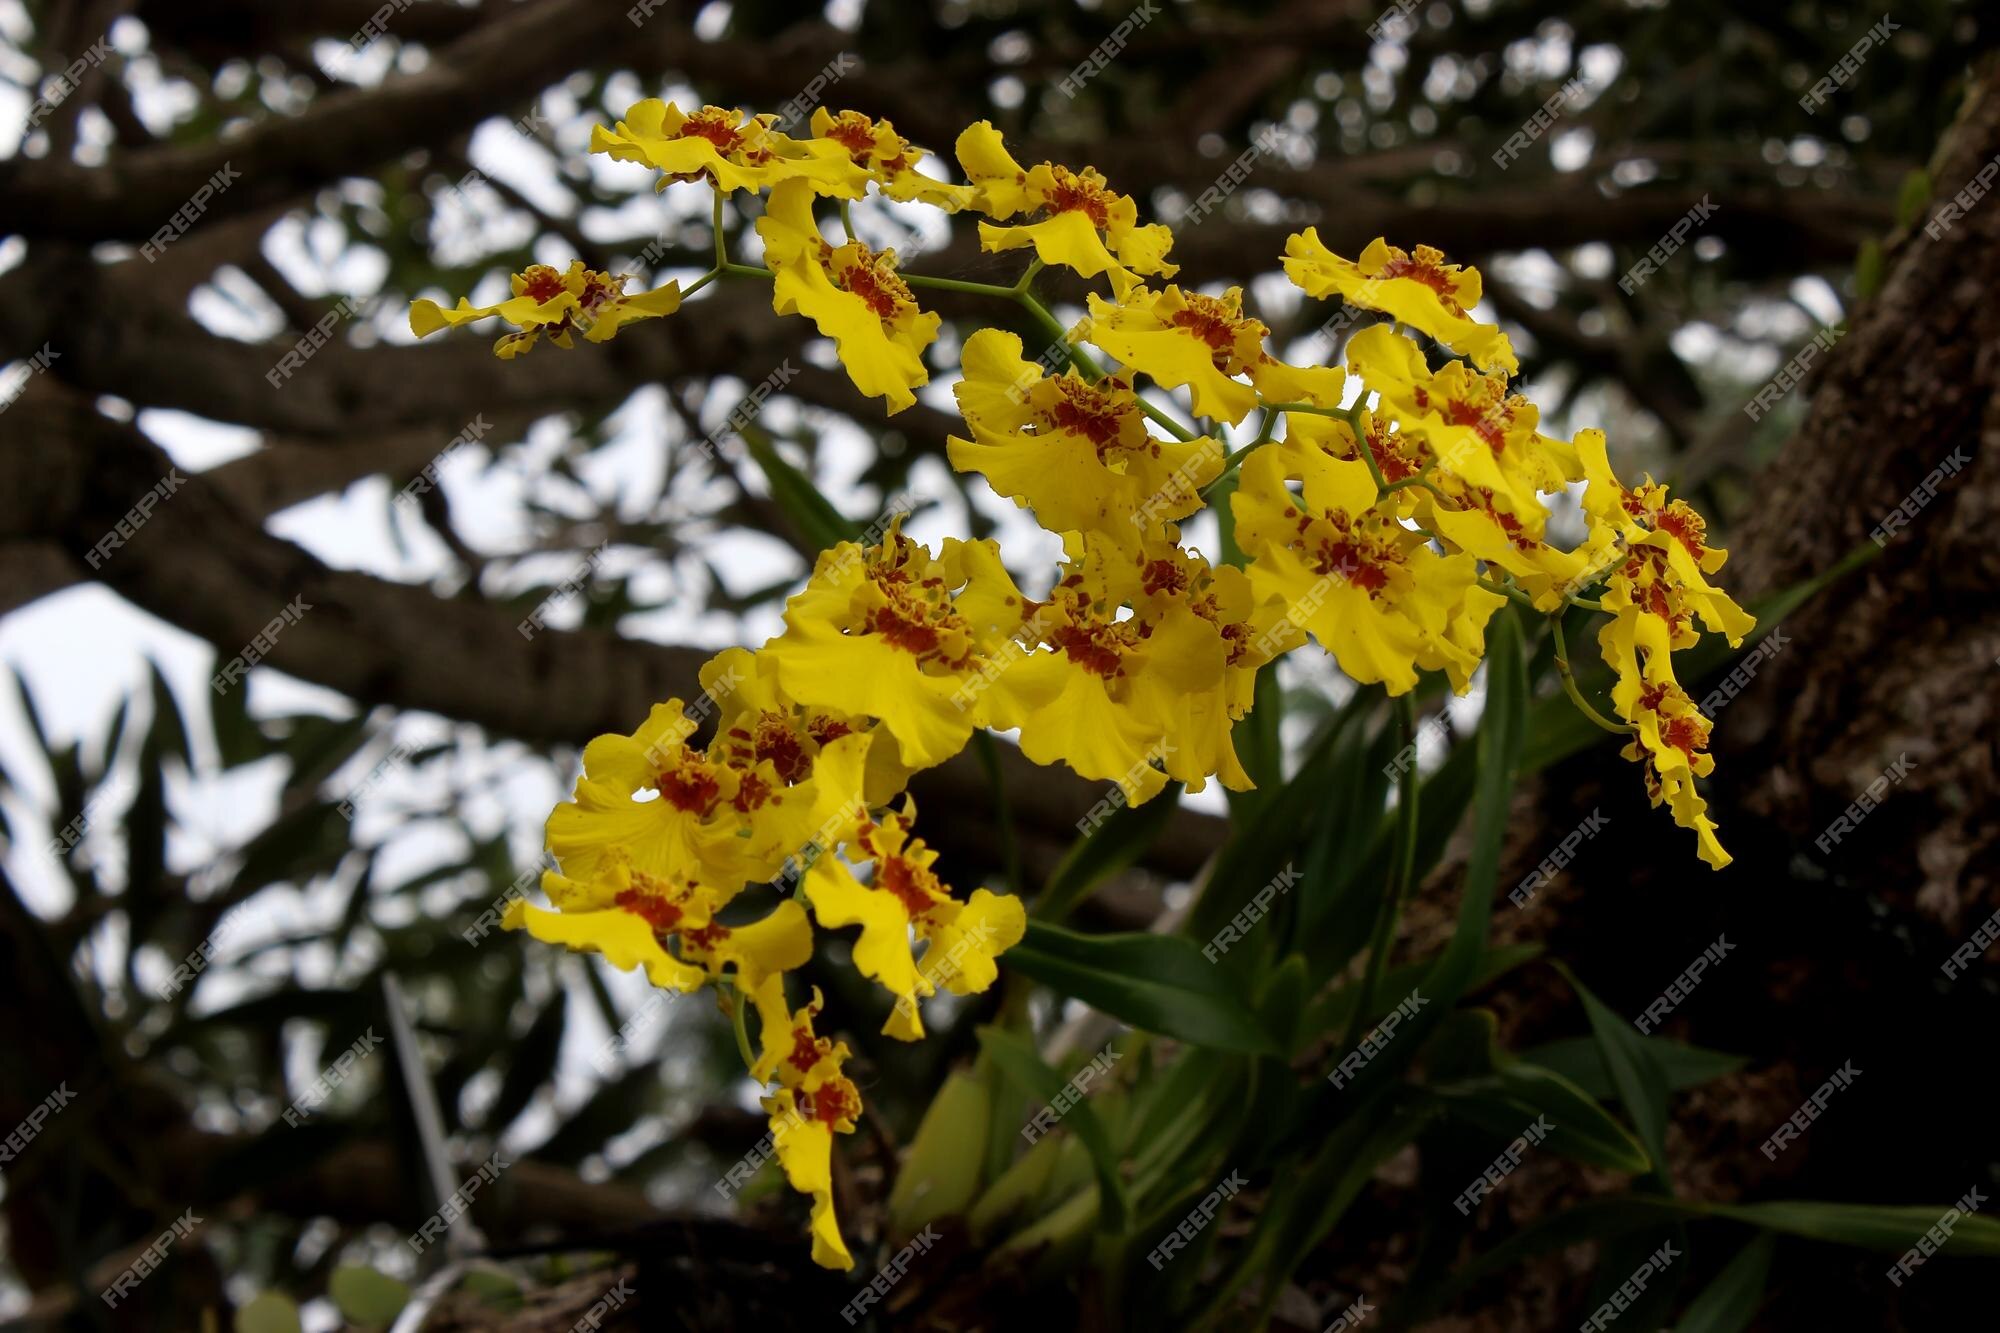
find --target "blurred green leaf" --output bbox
[1007,922,1278,1055]
[1524,1034,1745,1102]
[329,1266,410,1326]
[233,800,353,892]
[740,425,860,551]
[1709,1200,2000,1254]
[234,1292,303,1333]
[979,1026,1128,1234]
[887,1065,992,1242]
[1674,1231,1773,1333]
[483,986,567,1134]
[1554,963,1672,1187]
[1036,781,1181,924]
[1434,1062,1652,1175]
[1895,168,1932,230]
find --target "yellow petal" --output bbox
[502,901,707,992]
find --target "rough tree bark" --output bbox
[1390,54,2000,1333]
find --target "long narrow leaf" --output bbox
[978,1026,1129,1234]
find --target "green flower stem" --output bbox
[713,190,728,270]
[1379,474,1454,505]
[901,270,1029,299]
[1349,693,1422,1045]
[724,978,757,1071]
[1197,437,1259,501]
[1477,576,1537,609]
[1551,614,1637,735]
[1355,425,1392,494]
[1256,399,1350,419]
[1133,393,1203,443]
[1477,575,1607,615]
[722,261,775,279]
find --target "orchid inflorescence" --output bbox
[409,100,1753,1270]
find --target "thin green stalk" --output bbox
[1379,474,1454,506]
[1478,576,1538,609]
[972,731,1024,893]
[1134,393,1201,442]
[1551,614,1636,735]
[901,270,1026,299]
[1349,694,1422,1045]
[1256,399,1350,419]
[725,980,757,1070]
[1198,433,1265,502]
[712,191,728,270]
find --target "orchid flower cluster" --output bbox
[409,100,1753,1270]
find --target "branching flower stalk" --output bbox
[408,99,1755,1269]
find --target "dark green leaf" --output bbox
[483,987,567,1135]
[1036,782,1180,924]
[1554,963,1671,1186]
[1710,1200,2000,1255]
[1432,1063,1652,1174]
[1674,1231,1774,1333]
[1524,1035,1745,1102]
[740,425,861,552]
[1006,921,1278,1055]
[978,1026,1128,1234]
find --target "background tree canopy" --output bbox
[1,0,1996,1329]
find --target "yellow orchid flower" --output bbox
[409,261,681,359]
[954,120,1176,297]
[700,647,917,810]
[1230,441,1503,694]
[1283,231,1519,375]
[748,976,849,1088]
[1578,431,1756,647]
[1597,611,1732,868]
[1074,286,1343,426]
[758,178,941,414]
[810,107,976,210]
[675,899,817,991]
[999,534,1255,797]
[763,524,1036,772]
[763,1049,863,1270]
[502,857,716,992]
[1127,541,1296,791]
[1344,323,1555,512]
[590,100,869,198]
[802,801,1025,1039]
[544,696,817,896]
[946,328,1223,544]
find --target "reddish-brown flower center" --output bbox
[520,266,566,303]
[787,1024,824,1073]
[677,108,744,154]
[877,855,938,919]
[1042,166,1111,228]
[658,761,722,815]
[801,1077,860,1126]
[1375,245,1466,313]
[681,921,730,952]
[615,889,683,934]
[754,714,811,784]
